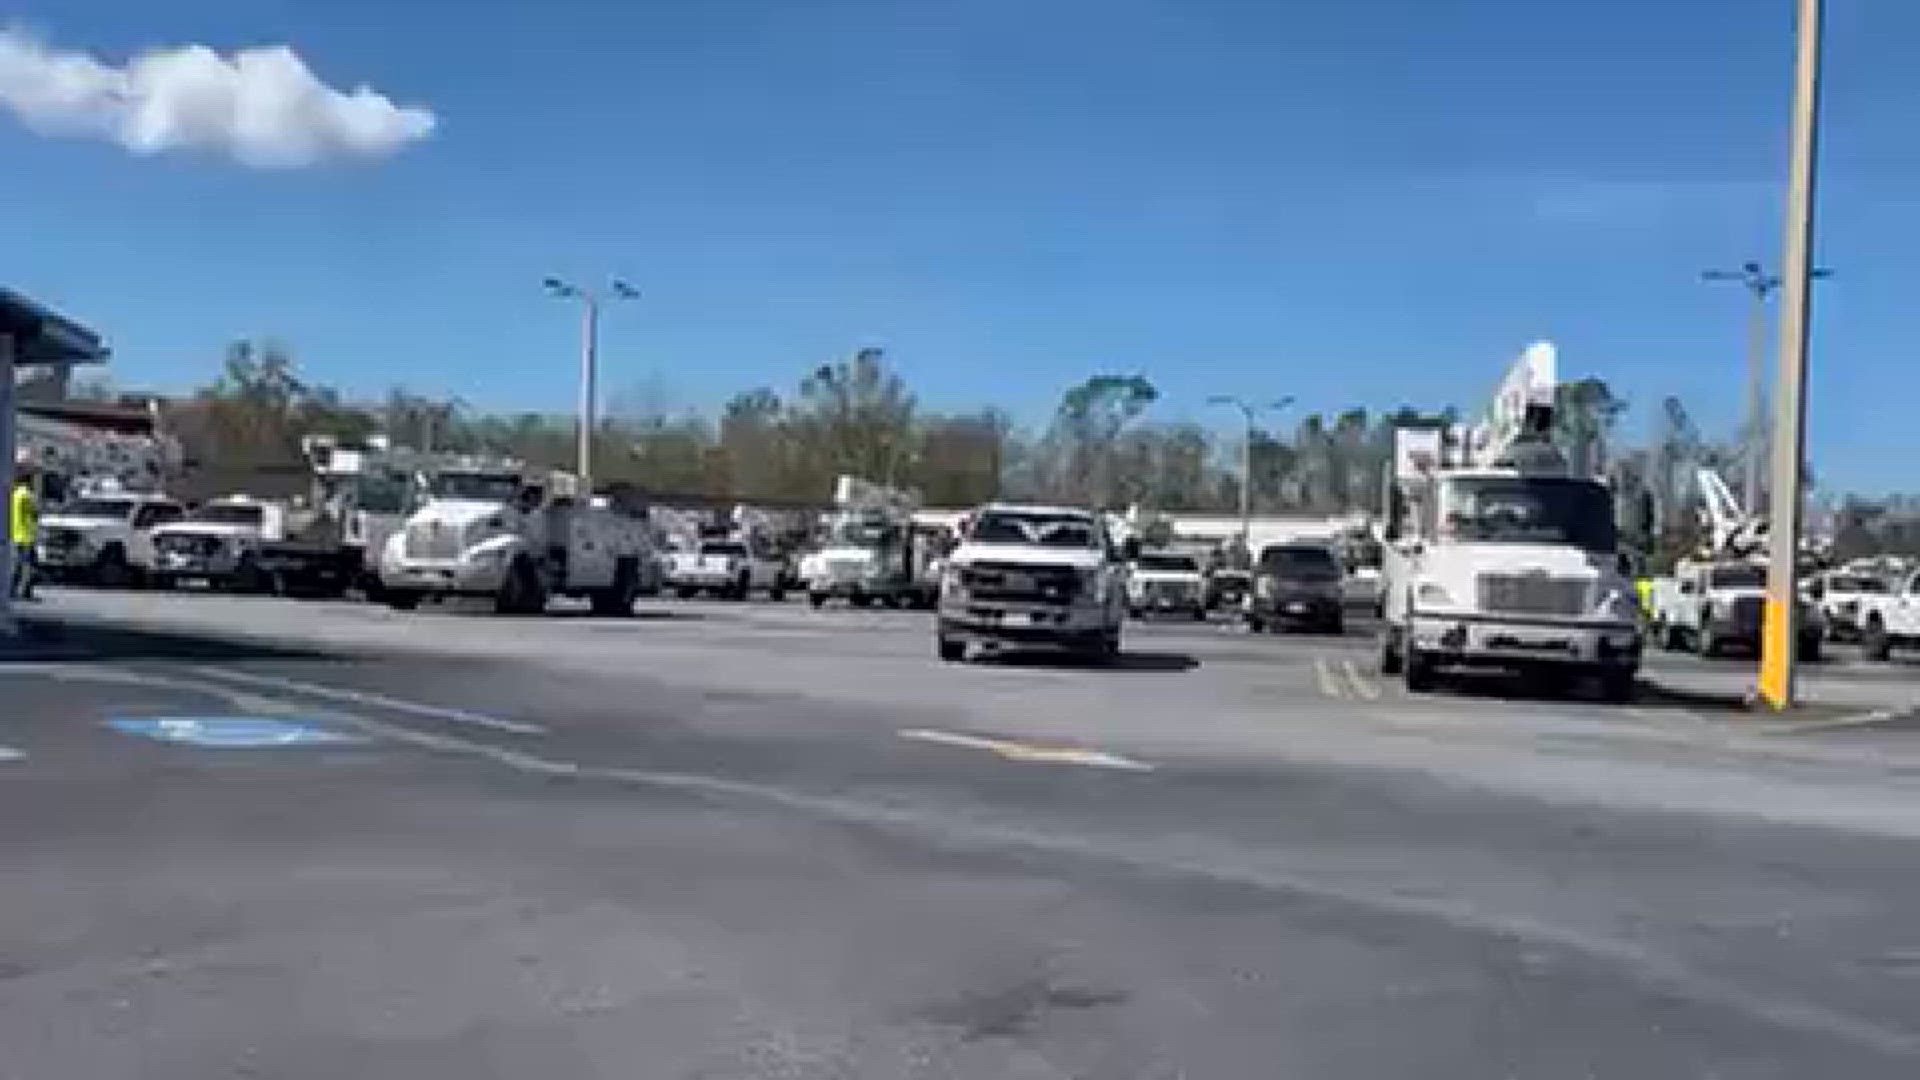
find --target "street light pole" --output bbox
[1208,394,1294,554]
[544,278,637,494]
[1701,260,1830,513]
[1760,0,1826,710]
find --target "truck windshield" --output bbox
[699,542,747,556]
[1440,477,1616,552]
[826,518,894,546]
[970,511,1100,549]
[1828,575,1888,594]
[1136,553,1198,573]
[61,499,134,520]
[431,473,522,502]
[1709,565,1766,589]
[1260,545,1340,580]
[191,504,265,527]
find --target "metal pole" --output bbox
[0,332,15,634]
[1743,280,1770,511]
[577,293,598,493]
[1239,403,1254,548]
[1759,0,1824,710]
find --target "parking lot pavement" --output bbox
[11,588,1920,1076]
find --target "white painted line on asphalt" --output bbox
[1312,657,1345,699]
[1755,707,1913,736]
[186,667,546,735]
[897,728,1154,771]
[0,747,22,763]
[1340,659,1381,701]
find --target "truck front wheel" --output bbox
[590,560,639,616]
[1378,628,1404,675]
[384,590,422,611]
[1599,668,1635,703]
[495,560,547,615]
[1863,616,1892,661]
[1403,648,1437,692]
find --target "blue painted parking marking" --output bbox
[106,717,363,748]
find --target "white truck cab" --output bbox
[667,536,786,600]
[1126,549,1207,620]
[148,495,286,591]
[378,466,653,615]
[1379,343,1641,700]
[935,504,1130,662]
[37,492,185,586]
[1858,570,1920,661]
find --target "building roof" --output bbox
[0,288,109,365]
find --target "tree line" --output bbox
[114,337,1891,569]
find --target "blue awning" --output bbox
[0,287,108,365]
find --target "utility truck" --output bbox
[800,476,943,608]
[1648,468,1824,658]
[150,437,419,597]
[377,462,653,615]
[1378,342,1642,699]
[1856,568,1920,661]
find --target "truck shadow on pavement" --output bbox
[7,615,343,663]
[972,649,1201,673]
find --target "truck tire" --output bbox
[1403,648,1437,692]
[1661,622,1686,651]
[1378,629,1404,675]
[1697,623,1720,658]
[591,560,639,617]
[1246,614,1266,634]
[850,594,871,608]
[808,592,826,609]
[1599,669,1635,703]
[675,586,697,600]
[730,573,751,601]
[769,583,786,602]
[232,554,276,595]
[93,545,134,589]
[384,590,422,611]
[495,559,546,615]
[1799,635,1822,664]
[937,633,966,662]
[1863,616,1892,661]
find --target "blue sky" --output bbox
[1,0,1913,491]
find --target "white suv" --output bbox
[37,493,184,587]
[935,504,1130,662]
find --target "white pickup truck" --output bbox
[1126,550,1207,620]
[1654,560,1823,661]
[1809,570,1892,642]
[935,504,1130,662]
[36,493,185,587]
[1857,569,1920,661]
[666,538,786,600]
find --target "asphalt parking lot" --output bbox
[5,587,1920,1078]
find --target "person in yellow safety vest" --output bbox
[1635,576,1655,619]
[11,466,37,601]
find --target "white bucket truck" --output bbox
[1378,342,1642,699]
[377,462,653,615]
[799,476,943,608]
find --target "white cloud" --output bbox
[0,28,435,168]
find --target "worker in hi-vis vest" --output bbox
[11,463,38,601]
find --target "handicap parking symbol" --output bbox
[107,717,362,748]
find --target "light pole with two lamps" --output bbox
[543,277,639,493]
[1207,394,1295,559]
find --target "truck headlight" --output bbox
[941,565,965,596]
[1596,589,1639,622]
[1080,567,1108,603]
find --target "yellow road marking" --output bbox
[1313,657,1346,699]
[897,729,1154,771]
[1341,659,1381,700]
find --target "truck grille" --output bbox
[43,527,82,550]
[1728,595,1764,627]
[1144,580,1198,601]
[156,534,221,557]
[962,561,1081,603]
[1477,574,1589,617]
[825,558,867,582]
[404,521,464,560]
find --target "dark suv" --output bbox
[1247,543,1345,634]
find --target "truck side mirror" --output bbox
[1120,537,1141,562]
